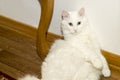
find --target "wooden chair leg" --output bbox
[37,0,54,61]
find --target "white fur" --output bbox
[18,75,39,80]
[18,8,111,80]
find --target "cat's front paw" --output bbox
[102,68,111,77]
[92,59,102,69]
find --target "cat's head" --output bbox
[61,8,88,36]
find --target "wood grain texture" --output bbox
[0,50,41,79]
[37,0,54,61]
[0,16,36,40]
[101,64,120,80]
[0,15,58,62]
[102,50,120,68]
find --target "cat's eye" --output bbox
[68,22,73,26]
[77,21,81,25]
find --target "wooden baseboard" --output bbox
[0,15,120,73]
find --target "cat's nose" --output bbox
[74,27,78,33]
[74,30,77,33]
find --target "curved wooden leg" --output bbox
[37,0,54,61]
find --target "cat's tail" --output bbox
[18,75,40,80]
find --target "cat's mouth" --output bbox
[74,30,78,33]
[71,30,78,34]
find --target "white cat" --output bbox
[18,8,111,80]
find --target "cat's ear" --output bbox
[79,8,85,16]
[62,10,69,20]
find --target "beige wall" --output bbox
[0,0,120,54]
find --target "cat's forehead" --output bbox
[68,11,81,21]
[69,11,78,17]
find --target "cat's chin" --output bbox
[64,32,80,38]
[71,32,81,36]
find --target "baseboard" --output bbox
[0,15,120,71]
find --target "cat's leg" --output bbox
[79,46,102,69]
[76,41,103,69]
[92,43,111,77]
[96,51,111,77]
[90,36,111,77]
[78,42,102,69]
[90,50,111,77]
[91,56,102,69]
[83,48,103,69]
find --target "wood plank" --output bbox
[0,16,60,58]
[0,50,41,79]
[0,62,24,79]
[0,15,37,39]
[0,15,61,43]
[0,35,35,54]
[101,64,120,80]
[109,64,120,79]
[0,25,36,47]
[102,50,120,68]
[0,24,58,51]
[0,36,41,64]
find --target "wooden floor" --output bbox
[0,50,41,79]
[0,50,120,80]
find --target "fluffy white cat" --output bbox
[18,8,111,80]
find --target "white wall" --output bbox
[0,0,40,27]
[0,0,120,55]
